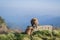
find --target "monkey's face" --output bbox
[31,18,39,26]
[33,20,38,24]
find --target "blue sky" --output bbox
[0,0,60,19]
[0,0,60,30]
[0,0,60,16]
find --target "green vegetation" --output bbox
[0,16,5,24]
[0,30,60,40]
